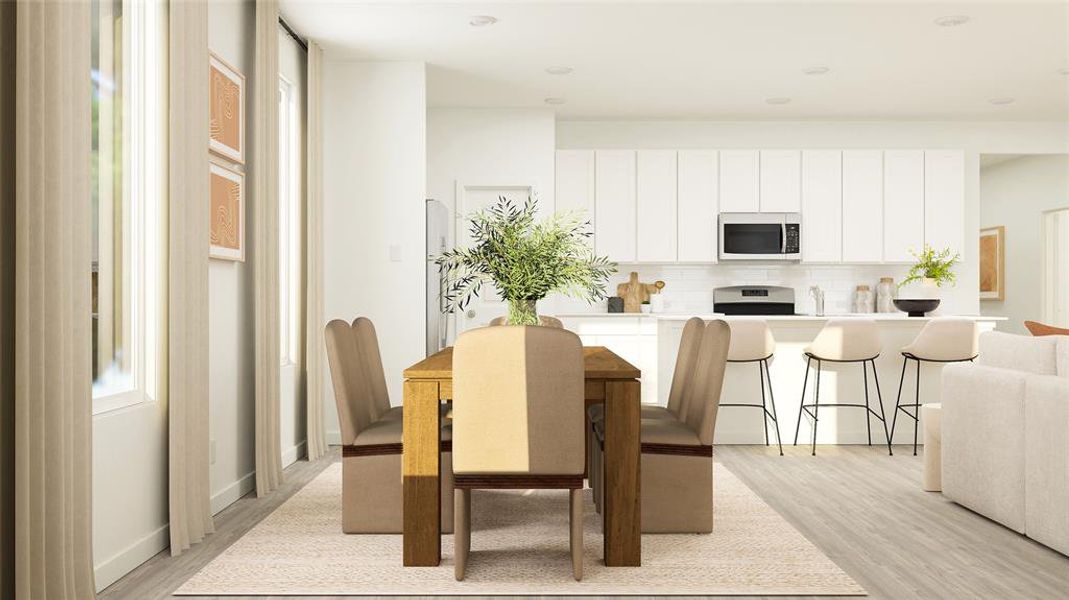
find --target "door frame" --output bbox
[1041,206,1069,325]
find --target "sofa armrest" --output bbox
[941,363,1027,533]
[1025,374,1069,555]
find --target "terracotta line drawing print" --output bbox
[210,161,245,261]
[209,52,245,163]
[979,225,1005,301]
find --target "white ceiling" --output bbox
[281,1,1069,120]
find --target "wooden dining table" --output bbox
[401,345,641,568]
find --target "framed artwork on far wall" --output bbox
[209,52,245,164]
[979,225,1005,301]
[210,160,245,262]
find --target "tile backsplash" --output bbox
[554,263,923,315]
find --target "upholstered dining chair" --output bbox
[489,315,565,328]
[325,318,454,534]
[593,319,731,533]
[451,325,586,581]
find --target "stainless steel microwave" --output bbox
[718,212,801,261]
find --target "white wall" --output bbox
[980,154,1069,334]
[279,27,307,467]
[93,1,259,590]
[322,61,426,443]
[556,120,1069,317]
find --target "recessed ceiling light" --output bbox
[545,66,574,76]
[934,15,970,27]
[765,97,792,105]
[988,97,1015,105]
[469,15,497,27]
[544,97,567,105]
[802,66,830,75]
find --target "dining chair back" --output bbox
[324,319,376,445]
[665,317,706,418]
[681,320,732,446]
[353,317,392,420]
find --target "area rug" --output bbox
[175,462,865,596]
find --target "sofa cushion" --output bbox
[1058,338,1069,379]
[977,331,1058,376]
[1024,375,1069,556]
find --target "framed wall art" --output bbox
[210,160,245,261]
[979,225,1005,301]
[209,52,245,164]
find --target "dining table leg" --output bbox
[603,379,641,566]
[402,379,441,566]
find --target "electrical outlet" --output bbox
[210,439,217,465]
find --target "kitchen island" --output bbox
[557,313,1005,446]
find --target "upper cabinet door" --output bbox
[636,150,678,262]
[842,151,884,263]
[924,150,966,256]
[883,150,925,263]
[760,150,801,213]
[594,150,637,262]
[555,150,595,220]
[719,150,760,212]
[677,150,719,262]
[801,150,842,263]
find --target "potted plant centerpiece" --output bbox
[894,244,960,316]
[436,196,617,325]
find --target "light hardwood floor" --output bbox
[99,445,1069,600]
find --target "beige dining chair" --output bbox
[592,319,731,533]
[451,325,585,581]
[587,316,705,484]
[489,315,565,328]
[325,318,454,534]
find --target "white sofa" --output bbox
[941,331,1069,556]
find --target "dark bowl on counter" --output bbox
[893,299,940,317]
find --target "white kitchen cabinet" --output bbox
[883,150,925,263]
[719,150,760,212]
[801,150,842,263]
[760,150,802,213]
[555,150,595,220]
[677,150,719,262]
[924,150,966,256]
[636,150,678,262]
[842,151,884,263]
[594,150,637,262]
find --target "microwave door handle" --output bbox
[781,224,787,253]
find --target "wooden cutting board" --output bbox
[615,272,663,313]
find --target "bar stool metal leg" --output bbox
[871,359,893,456]
[891,356,909,446]
[758,362,769,446]
[811,359,822,456]
[793,356,812,446]
[862,360,873,446]
[913,358,921,455]
[762,359,784,455]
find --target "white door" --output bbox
[677,150,719,262]
[719,150,760,212]
[760,150,801,213]
[636,150,678,262]
[883,150,925,263]
[925,150,966,255]
[801,150,842,263]
[842,150,884,263]
[453,184,534,333]
[1043,208,1069,327]
[595,150,637,262]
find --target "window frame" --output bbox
[278,74,301,367]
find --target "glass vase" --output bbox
[506,299,539,326]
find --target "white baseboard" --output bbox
[282,441,307,468]
[211,471,256,516]
[326,429,341,446]
[94,523,169,592]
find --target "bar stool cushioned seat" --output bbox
[722,319,783,455]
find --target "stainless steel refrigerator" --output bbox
[426,199,451,356]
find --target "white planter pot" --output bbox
[899,278,942,300]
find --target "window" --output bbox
[91,0,165,413]
[278,76,301,366]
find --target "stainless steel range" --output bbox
[713,285,796,316]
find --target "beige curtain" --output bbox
[13,0,96,596]
[0,1,15,596]
[168,0,214,555]
[304,41,327,461]
[254,0,283,495]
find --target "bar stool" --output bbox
[720,319,782,455]
[892,318,979,455]
[793,319,893,456]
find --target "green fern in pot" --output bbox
[435,196,617,325]
[898,244,960,299]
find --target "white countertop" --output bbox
[556,312,1006,322]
